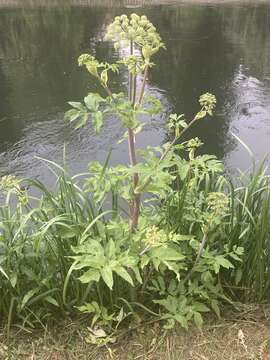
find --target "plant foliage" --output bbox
[1,14,269,340]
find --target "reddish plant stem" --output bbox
[129,63,150,230]
[127,41,140,230]
[128,127,140,230]
[132,74,137,105]
[103,84,114,100]
[105,43,149,230]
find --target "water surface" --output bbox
[0,0,270,183]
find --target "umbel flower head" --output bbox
[207,192,229,218]
[0,175,28,204]
[0,175,21,192]
[105,14,165,62]
[199,93,217,115]
[144,225,168,247]
[194,93,217,120]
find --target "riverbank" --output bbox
[1,306,269,360]
[0,0,269,8]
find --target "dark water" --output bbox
[0,1,270,184]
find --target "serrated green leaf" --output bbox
[73,257,105,270]
[211,299,220,318]
[140,254,150,269]
[193,312,203,329]
[178,163,190,180]
[21,288,39,309]
[114,266,134,286]
[77,303,96,314]
[216,256,233,269]
[68,101,85,110]
[174,314,188,330]
[178,119,188,128]
[84,93,104,111]
[93,111,103,134]
[101,266,114,290]
[229,252,242,262]
[79,269,100,283]
[74,112,89,129]
[72,240,104,256]
[152,257,161,271]
[213,262,220,274]
[64,109,80,122]
[10,272,17,288]
[133,266,142,284]
[154,296,178,313]
[106,239,116,259]
[150,247,185,262]
[192,302,209,313]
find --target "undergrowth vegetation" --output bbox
[1,14,270,343]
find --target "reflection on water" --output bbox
[0,1,270,182]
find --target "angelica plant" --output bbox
[65,14,216,231]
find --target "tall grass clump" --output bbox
[225,156,270,301]
[0,167,109,328]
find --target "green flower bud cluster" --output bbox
[144,225,168,247]
[0,175,28,205]
[167,113,187,138]
[207,192,229,218]
[194,93,217,120]
[78,54,118,87]
[186,137,204,160]
[185,190,229,233]
[0,175,21,193]
[106,14,165,62]
[118,55,145,75]
[199,93,216,116]
[186,137,204,150]
[199,192,229,232]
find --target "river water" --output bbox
[0,1,270,184]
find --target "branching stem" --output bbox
[136,112,202,194]
[182,232,208,284]
[136,64,149,107]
